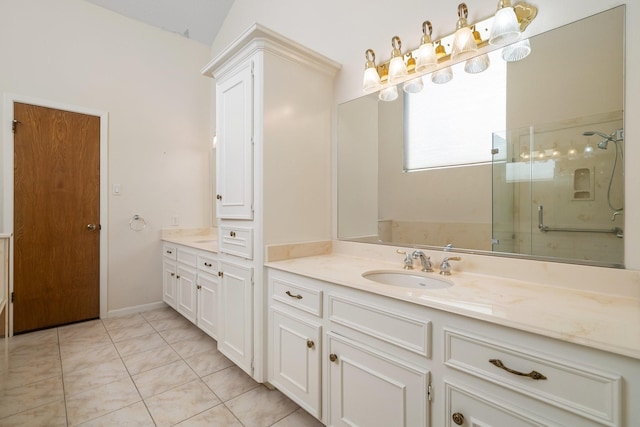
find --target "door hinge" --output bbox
[427,384,433,401]
[12,119,21,133]
[251,359,255,374]
[11,292,14,303]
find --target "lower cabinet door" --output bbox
[162,260,177,309]
[328,332,430,427]
[218,260,253,375]
[269,308,322,419]
[197,272,218,339]
[177,265,197,324]
[445,382,549,427]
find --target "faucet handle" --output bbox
[396,249,414,270]
[439,256,462,276]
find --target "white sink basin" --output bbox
[362,270,452,289]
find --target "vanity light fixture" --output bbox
[451,3,478,61]
[388,36,409,84]
[403,76,425,93]
[432,66,453,84]
[501,38,531,62]
[415,21,438,73]
[379,85,399,101]
[464,28,490,73]
[489,0,522,45]
[362,49,383,92]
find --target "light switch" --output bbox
[113,184,121,195]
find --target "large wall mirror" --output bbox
[338,6,625,267]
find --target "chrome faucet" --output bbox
[396,249,413,270]
[611,210,623,221]
[439,256,462,275]
[412,250,433,272]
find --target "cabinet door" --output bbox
[216,61,254,220]
[218,260,253,375]
[269,308,322,419]
[197,272,218,339]
[177,264,197,324]
[328,333,430,427]
[162,260,177,309]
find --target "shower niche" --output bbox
[491,111,624,266]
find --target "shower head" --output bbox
[583,130,613,140]
[583,129,623,150]
[597,140,609,150]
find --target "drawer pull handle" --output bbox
[329,353,338,363]
[489,359,547,380]
[218,271,224,277]
[216,194,222,200]
[307,340,315,349]
[285,291,303,299]
[230,231,236,237]
[452,412,464,425]
[170,273,175,277]
[166,250,173,255]
[204,262,213,267]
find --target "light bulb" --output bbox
[415,21,438,73]
[362,49,382,92]
[388,36,408,84]
[451,3,478,61]
[489,0,521,46]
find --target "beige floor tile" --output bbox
[226,385,298,427]
[169,334,218,359]
[58,320,107,343]
[271,408,324,427]
[0,375,64,419]
[159,323,205,344]
[64,358,129,397]
[65,376,141,426]
[185,349,234,377]
[0,342,60,369]
[132,359,198,399]
[59,333,113,355]
[202,365,259,402]
[102,313,148,331]
[114,332,166,357]
[108,322,156,343]
[61,342,120,374]
[174,404,243,427]
[145,380,221,427]
[140,306,180,321]
[0,399,67,427]
[121,344,181,375]
[76,401,154,426]
[147,314,191,332]
[2,329,58,353]
[0,356,62,391]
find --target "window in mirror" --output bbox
[403,49,506,171]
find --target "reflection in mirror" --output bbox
[337,6,624,267]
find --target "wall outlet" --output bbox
[171,216,179,226]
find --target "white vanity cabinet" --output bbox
[202,24,340,381]
[266,267,639,427]
[161,243,219,338]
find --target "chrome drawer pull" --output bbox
[285,291,303,300]
[489,359,547,380]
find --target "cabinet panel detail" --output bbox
[163,244,177,261]
[444,328,621,426]
[328,294,431,357]
[271,276,323,317]
[177,265,197,324]
[328,332,429,427]
[269,308,322,418]
[219,225,253,259]
[177,247,197,268]
[162,260,177,309]
[197,272,218,339]
[445,382,551,427]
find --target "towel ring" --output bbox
[129,214,147,231]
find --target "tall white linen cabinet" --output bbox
[201,24,340,381]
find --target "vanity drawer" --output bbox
[271,274,323,317]
[163,244,177,261]
[444,328,621,426]
[197,253,218,275]
[328,294,431,358]
[219,225,253,259]
[176,246,197,268]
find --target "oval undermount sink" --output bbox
[362,270,453,289]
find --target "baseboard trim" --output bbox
[106,301,168,318]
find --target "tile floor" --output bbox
[0,307,324,427]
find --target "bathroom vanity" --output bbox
[265,241,640,427]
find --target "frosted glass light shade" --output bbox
[379,85,398,101]
[388,56,409,84]
[464,54,490,74]
[431,67,453,84]
[489,6,521,45]
[502,39,531,62]
[363,67,382,92]
[451,27,478,61]
[416,42,438,73]
[403,76,424,94]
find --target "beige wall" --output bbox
[211,0,639,270]
[0,0,212,313]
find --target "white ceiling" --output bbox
[83,0,234,45]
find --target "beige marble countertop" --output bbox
[266,250,640,360]
[161,228,217,253]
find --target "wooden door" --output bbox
[13,102,100,333]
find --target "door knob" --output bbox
[87,224,100,231]
[452,412,465,425]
